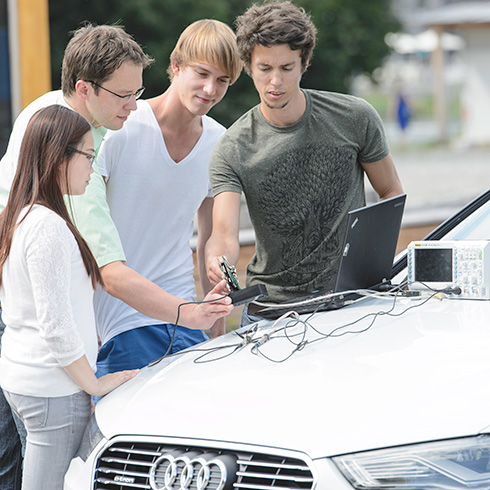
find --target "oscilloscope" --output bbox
[407,240,490,299]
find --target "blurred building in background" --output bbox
[392,0,462,33]
[421,2,490,146]
[365,0,490,147]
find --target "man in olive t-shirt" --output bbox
[205,1,403,315]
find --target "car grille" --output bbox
[93,440,315,490]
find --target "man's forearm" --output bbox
[101,261,190,325]
[205,232,240,268]
[100,261,232,331]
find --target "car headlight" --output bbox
[75,413,107,462]
[333,435,490,489]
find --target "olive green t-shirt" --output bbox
[210,89,390,303]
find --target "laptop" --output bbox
[256,193,407,319]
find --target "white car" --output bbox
[65,191,490,490]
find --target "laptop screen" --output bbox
[334,193,407,292]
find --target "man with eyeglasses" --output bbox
[0,23,233,490]
[93,19,242,377]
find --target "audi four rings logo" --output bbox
[149,451,238,490]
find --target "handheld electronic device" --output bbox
[220,257,240,292]
[407,240,490,299]
[229,284,268,306]
[219,257,268,305]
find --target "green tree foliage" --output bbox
[49,0,400,127]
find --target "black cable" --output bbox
[193,342,247,363]
[414,281,462,296]
[147,339,247,367]
[150,284,446,366]
[148,293,229,366]
[250,315,312,363]
[193,322,263,363]
[251,287,440,363]
[250,289,392,362]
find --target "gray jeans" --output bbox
[3,390,91,490]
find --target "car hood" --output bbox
[96,296,490,459]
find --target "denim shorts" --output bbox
[96,323,208,377]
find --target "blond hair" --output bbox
[168,19,242,84]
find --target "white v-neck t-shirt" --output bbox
[94,100,225,345]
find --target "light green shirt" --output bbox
[0,90,126,267]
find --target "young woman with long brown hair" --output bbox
[0,105,138,490]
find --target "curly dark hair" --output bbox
[235,1,317,75]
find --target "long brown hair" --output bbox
[0,105,102,288]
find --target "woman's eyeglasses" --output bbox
[69,148,96,167]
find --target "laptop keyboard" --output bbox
[255,290,348,320]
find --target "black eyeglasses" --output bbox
[87,80,145,101]
[69,148,96,167]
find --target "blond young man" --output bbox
[94,20,242,375]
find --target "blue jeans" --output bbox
[0,311,23,490]
[3,390,91,490]
[96,323,208,377]
[240,306,263,327]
